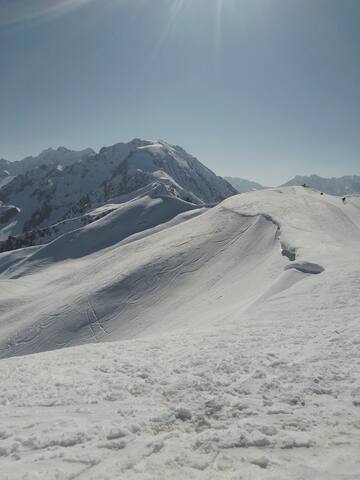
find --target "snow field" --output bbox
[0,187,360,478]
[0,316,359,479]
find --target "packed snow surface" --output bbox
[0,187,359,479]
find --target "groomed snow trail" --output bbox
[0,187,360,479]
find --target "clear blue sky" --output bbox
[0,0,359,185]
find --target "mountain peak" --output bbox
[0,138,236,247]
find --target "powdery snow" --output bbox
[0,322,359,479]
[0,186,359,479]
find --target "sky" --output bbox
[0,0,359,185]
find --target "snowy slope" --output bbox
[0,175,15,190]
[225,176,267,193]
[0,186,359,356]
[0,186,359,479]
[0,158,14,180]
[0,197,278,356]
[0,183,196,252]
[282,174,360,195]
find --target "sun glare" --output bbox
[147,0,234,63]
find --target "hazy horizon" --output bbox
[3,137,360,188]
[1,0,359,185]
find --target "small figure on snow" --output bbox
[342,197,347,204]
[302,183,308,188]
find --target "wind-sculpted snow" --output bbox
[221,187,360,264]
[1,186,360,478]
[0,202,281,357]
[284,261,324,275]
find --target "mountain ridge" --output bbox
[0,139,236,249]
[281,174,360,195]
[225,176,267,193]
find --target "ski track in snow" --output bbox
[0,187,360,478]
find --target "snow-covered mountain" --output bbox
[0,139,236,248]
[225,176,267,193]
[0,158,14,180]
[0,186,359,478]
[282,174,360,195]
[0,147,95,178]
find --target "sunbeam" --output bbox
[146,0,236,63]
[148,0,185,64]
[215,0,224,54]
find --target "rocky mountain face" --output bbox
[281,174,360,195]
[0,139,236,251]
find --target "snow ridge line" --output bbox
[219,205,324,275]
[219,205,290,255]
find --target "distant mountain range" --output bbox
[226,174,360,196]
[2,141,360,255]
[224,177,267,193]
[0,147,95,178]
[0,139,236,251]
[281,175,360,196]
